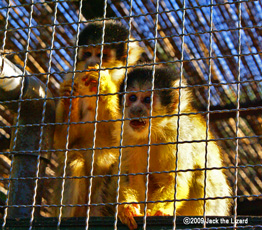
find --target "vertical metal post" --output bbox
[0,56,55,218]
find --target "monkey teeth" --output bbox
[130,119,146,130]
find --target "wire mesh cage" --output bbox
[0,0,261,229]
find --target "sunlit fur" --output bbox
[53,66,121,217]
[53,20,143,217]
[101,66,232,230]
[76,20,143,85]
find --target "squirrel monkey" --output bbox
[55,20,143,150]
[101,67,232,229]
[53,65,121,216]
[53,20,143,216]
[76,20,143,85]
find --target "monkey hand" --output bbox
[56,79,79,123]
[146,209,152,216]
[78,65,112,95]
[118,204,141,230]
[60,79,78,105]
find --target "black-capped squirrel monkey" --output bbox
[101,66,232,229]
[53,20,143,217]
[53,65,120,217]
[75,20,143,84]
[55,19,143,149]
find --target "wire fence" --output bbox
[0,0,261,229]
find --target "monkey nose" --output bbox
[86,62,96,67]
[133,107,145,116]
[85,61,99,68]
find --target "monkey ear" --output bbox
[172,77,191,111]
[173,76,187,88]
[126,38,143,66]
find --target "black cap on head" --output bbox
[79,20,129,60]
[120,66,180,107]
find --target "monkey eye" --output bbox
[129,95,137,102]
[83,52,92,59]
[144,97,151,104]
[96,53,108,59]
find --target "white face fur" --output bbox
[78,46,117,69]
[123,81,162,140]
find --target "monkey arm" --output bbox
[76,67,119,121]
[54,78,81,149]
[97,71,120,122]
[56,77,80,122]
[55,67,120,149]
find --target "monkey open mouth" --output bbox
[130,118,147,130]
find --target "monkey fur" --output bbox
[99,66,232,229]
[75,20,143,85]
[53,65,121,216]
[52,20,143,217]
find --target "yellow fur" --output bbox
[115,114,231,229]
[53,66,121,217]
[52,21,143,217]
[101,72,232,229]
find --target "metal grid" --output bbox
[0,0,261,229]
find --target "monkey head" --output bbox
[76,20,143,84]
[119,66,190,138]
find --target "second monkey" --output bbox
[99,66,232,229]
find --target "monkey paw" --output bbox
[79,65,110,94]
[60,80,78,97]
[118,204,141,230]
[59,80,79,109]
[146,209,152,216]
[81,71,99,93]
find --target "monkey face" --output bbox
[124,82,162,136]
[126,92,151,132]
[77,46,117,69]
